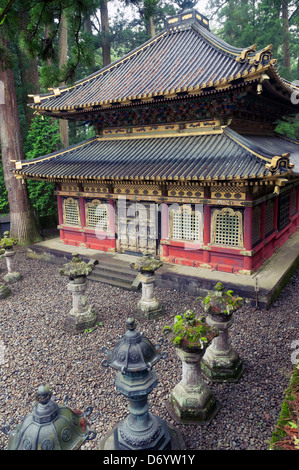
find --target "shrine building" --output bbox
[13,9,299,275]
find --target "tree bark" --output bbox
[18,52,40,131]
[18,12,40,131]
[100,0,111,67]
[146,16,156,37]
[281,0,291,73]
[0,40,41,244]
[58,13,69,148]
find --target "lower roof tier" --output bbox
[13,127,298,182]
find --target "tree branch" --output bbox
[0,0,16,24]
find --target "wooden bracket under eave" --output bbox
[273,177,289,195]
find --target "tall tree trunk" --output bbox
[145,16,156,37]
[0,40,40,244]
[84,16,95,70]
[18,12,40,131]
[281,0,291,73]
[18,52,40,131]
[59,13,69,148]
[100,0,111,67]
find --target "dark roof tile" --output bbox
[15,128,296,182]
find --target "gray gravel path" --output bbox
[0,247,298,451]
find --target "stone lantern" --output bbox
[0,248,11,299]
[199,282,244,383]
[130,251,164,320]
[0,283,11,299]
[164,310,220,425]
[2,384,97,450]
[59,253,98,333]
[99,317,185,450]
[0,232,21,283]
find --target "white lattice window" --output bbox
[63,198,80,227]
[211,208,243,247]
[86,200,108,231]
[169,205,203,242]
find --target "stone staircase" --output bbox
[88,259,141,291]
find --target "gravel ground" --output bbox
[0,247,298,451]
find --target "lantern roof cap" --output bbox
[102,317,166,373]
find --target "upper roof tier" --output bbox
[29,9,298,116]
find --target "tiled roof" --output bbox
[29,9,287,114]
[13,128,297,182]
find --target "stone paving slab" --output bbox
[27,229,299,308]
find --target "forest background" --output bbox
[0,0,298,242]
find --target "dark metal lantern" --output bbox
[4,384,96,450]
[101,317,171,450]
[102,316,165,374]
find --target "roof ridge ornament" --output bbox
[166,9,210,31]
[265,153,294,174]
[235,44,257,63]
[236,44,275,67]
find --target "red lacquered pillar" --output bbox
[160,203,169,257]
[57,195,65,240]
[243,206,253,271]
[203,205,211,263]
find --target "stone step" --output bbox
[91,267,136,284]
[89,260,140,291]
[92,262,136,278]
[88,272,139,291]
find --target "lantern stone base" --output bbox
[166,348,220,425]
[3,272,21,283]
[62,307,98,333]
[201,345,244,383]
[166,381,220,426]
[0,284,11,299]
[98,420,185,451]
[136,299,164,321]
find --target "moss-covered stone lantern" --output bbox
[199,282,244,383]
[0,231,21,283]
[163,310,220,425]
[59,253,98,333]
[0,248,11,299]
[99,317,185,450]
[2,384,96,450]
[130,251,164,320]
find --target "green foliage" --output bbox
[207,0,298,139]
[198,282,244,315]
[0,231,18,249]
[270,366,299,450]
[111,0,176,58]
[163,309,218,351]
[59,252,95,279]
[0,160,9,215]
[275,116,299,140]
[25,115,61,217]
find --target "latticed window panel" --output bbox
[291,189,297,216]
[86,200,108,230]
[63,198,80,227]
[211,208,243,247]
[278,191,290,231]
[252,205,261,246]
[265,199,274,237]
[169,205,203,242]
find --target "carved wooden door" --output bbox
[116,199,158,255]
